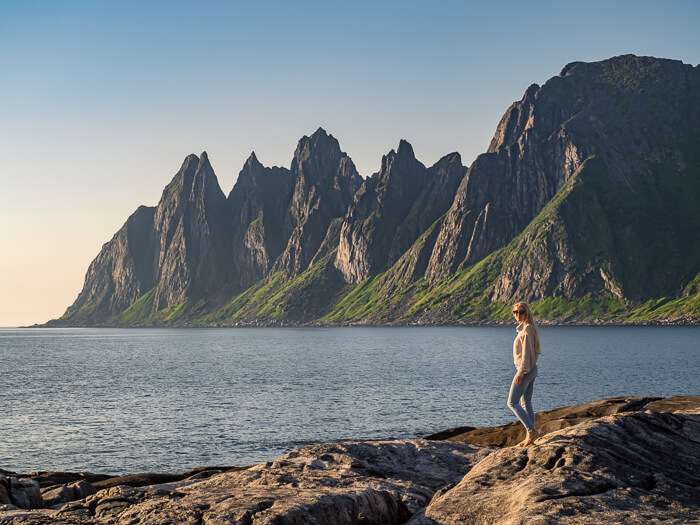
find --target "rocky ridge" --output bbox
[1,396,697,524]
[317,55,700,326]
[334,142,465,284]
[48,55,700,327]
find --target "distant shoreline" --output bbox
[29,317,700,329]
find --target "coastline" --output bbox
[31,315,700,328]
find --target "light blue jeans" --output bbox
[507,364,538,432]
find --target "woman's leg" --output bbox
[507,374,535,432]
[521,365,538,428]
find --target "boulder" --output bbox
[41,479,96,507]
[0,475,42,510]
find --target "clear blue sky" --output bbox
[1,0,698,326]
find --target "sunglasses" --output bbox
[513,309,526,315]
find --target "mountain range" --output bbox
[47,55,700,326]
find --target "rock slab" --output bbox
[410,406,700,524]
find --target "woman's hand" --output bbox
[515,371,525,385]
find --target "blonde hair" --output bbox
[514,302,541,355]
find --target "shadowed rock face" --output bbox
[274,128,363,277]
[335,144,466,284]
[151,152,228,310]
[60,152,230,323]
[2,396,697,524]
[227,153,295,290]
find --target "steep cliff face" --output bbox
[425,83,587,282]
[425,55,700,307]
[151,152,228,310]
[389,152,466,282]
[320,55,700,325]
[274,128,362,277]
[61,205,157,323]
[335,144,465,284]
[487,56,700,303]
[60,152,228,323]
[227,153,295,290]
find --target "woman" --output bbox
[507,302,541,446]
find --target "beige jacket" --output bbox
[513,322,538,373]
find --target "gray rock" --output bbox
[41,479,96,507]
[113,439,492,524]
[0,440,491,524]
[409,406,700,524]
[335,144,465,284]
[273,128,363,278]
[0,475,42,510]
[424,395,680,447]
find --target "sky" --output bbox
[1,1,699,327]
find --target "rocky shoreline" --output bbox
[1,396,698,524]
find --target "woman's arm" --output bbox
[519,328,536,373]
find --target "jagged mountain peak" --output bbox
[429,151,468,177]
[396,139,415,158]
[229,152,277,199]
[381,140,416,161]
[523,83,540,98]
[164,153,199,194]
[196,151,215,175]
[196,153,225,200]
[299,126,336,148]
[311,126,329,138]
[245,151,262,168]
[378,139,423,180]
[434,151,462,164]
[293,127,342,162]
[179,153,200,172]
[288,128,360,195]
[156,152,226,221]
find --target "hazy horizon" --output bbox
[2,1,699,326]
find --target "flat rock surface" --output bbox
[424,395,695,447]
[1,396,697,524]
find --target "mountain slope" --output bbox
[48,55,700,327]
[320,55,700,324]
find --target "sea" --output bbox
[0,326,697,475]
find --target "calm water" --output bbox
[0,326,697,475]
